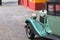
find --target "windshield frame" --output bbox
[46,2,60,16]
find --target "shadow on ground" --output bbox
[30,37,53,40]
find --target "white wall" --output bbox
[2,0,18,2]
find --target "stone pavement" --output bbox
[0,6,32,40]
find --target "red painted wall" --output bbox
[19,0,45,10]
[29,2,35,10]
[35,3,45,10]
[24,0,29,7]
[20,0,24,5]
[29,2,45,10]
[24,0,27,6]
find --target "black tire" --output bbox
[0,0,2,5]
[26,24,35,39]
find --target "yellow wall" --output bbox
[29,0,48,3]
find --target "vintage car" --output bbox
[25,2,60,39]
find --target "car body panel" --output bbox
[25,17,52,37]
[48,15,60,36]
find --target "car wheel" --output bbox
[26,24,35,39]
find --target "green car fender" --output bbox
[25,18,50,37]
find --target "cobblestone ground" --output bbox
[0,6,32,40]
[0,6,53,40]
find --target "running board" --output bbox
[44,34,60,40]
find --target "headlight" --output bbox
[32,13,37,17]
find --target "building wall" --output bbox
[19,0,48,10]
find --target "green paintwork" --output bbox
[26,17,52,37]
[48,15,60,36]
